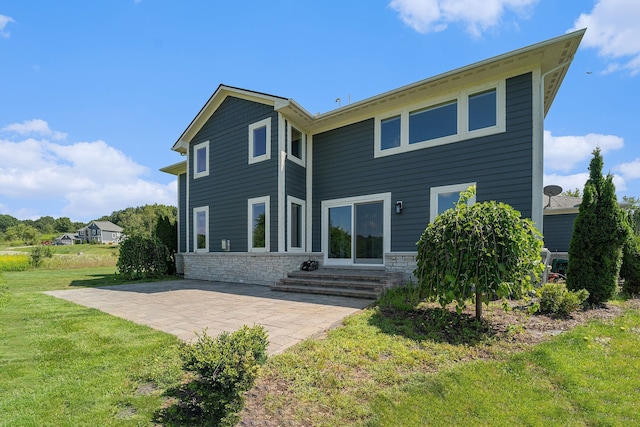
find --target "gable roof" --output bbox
[88,220,123,232]
[172,29,585,154]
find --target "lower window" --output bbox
[430,183,476,222]
[288,196,305,251]
[248,196,270,252]
[193,206,209,252]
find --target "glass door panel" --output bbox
[328,206,352,260]
[355,202,384,264]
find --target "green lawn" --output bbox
[2,267,639,426]
[0,268,183,426]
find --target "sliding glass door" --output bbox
[323,194,390,266]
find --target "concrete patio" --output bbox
[44,279,374,355]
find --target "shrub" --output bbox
[567,148,628,305]
[537,283,589,317]
[0,254,30,272]
[29,245,54,268]
[378,280,421,311]
[620,235,640,295]
[415,186,544,320]
[117,235,170,280]
[154,215,177,275]
[173,326,268,426]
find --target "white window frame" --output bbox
[321,192,391,266]
[248,118,271,164]
[374,80,505,158]
[193,206,209,252]
[193,140,210,179]
[287,196,306,252]
[248,196,270,252]
[287,123,306,167]
[430,182,476,222]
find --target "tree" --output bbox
[562,188,582,198]
[101,204,177,238]
[0,214,19,233]
[621,195,640,235]
[566,148,629,305]
[5,224,40,245]
[53,217,75,233]
[33,216,55,234]
[154,215,177,275]
[415,186,544,320]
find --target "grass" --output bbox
[2,263,639,426]
[0,244,119,271]
[256,303,640,426]
[0,268,184,426]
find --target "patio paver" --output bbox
[44,279,373,355]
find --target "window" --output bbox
[288,196,306,251]
[193,141,209,179]
[468,89,497,131]
[380,115,401,150]
[374,81,505,158]
[430,183,476,222]
[288,125,306,166]
[248,118,271,164]
[248,196,270,252]
[193,206,209,252]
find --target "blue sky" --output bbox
[1,0,639,222]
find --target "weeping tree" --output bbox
[566,148,628,305]
[415,186,544,320]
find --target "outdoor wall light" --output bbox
[395,201,403,214]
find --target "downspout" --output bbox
[534,59,574,231]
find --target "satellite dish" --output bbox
[543,185,563,197]
[543,185,563,208]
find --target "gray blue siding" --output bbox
[188,96,279,252]
[178,173,187,252]
[311,72,534,252]
[543,213,577,252]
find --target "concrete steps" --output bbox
[272,268,404,299]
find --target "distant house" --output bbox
[54,233,78,246]
[77,221,123,244]
[161,30,585,286]
[542,194,581,253]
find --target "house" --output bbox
[54,233,78,245]
[161,30,585,286]
[542,194,581,254]
[77,221,123,244]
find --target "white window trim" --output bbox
[321,192,391,266]
[287,196,306,252]
[248,196,270,252]
[193,206,209,252]
[248,118,272,164]
[287,123,306,167]
[374,80,505,158]
[430,182,476,222]
[193,140,210,179]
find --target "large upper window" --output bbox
[248,118,271,164]
[248,196,270,252]
[374,81,505,158]
[287,124,306,167]
[193,206,209,252]
[430,183,476,222]
[409,101,457,144]
[288,196,306,251]
[193,141,209,179]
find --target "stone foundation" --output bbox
[176,252,323,286]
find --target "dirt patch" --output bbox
[238,298,640,426]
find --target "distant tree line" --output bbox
[0,204,177,245]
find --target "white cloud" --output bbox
[1,119,67,140]
[615,157,640,180]
[544,130,623,172]
[544,172,626,194]
[0,120,176,221]
[569,0,640,75]
[0,14,14,38]
[389,0,537,37]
